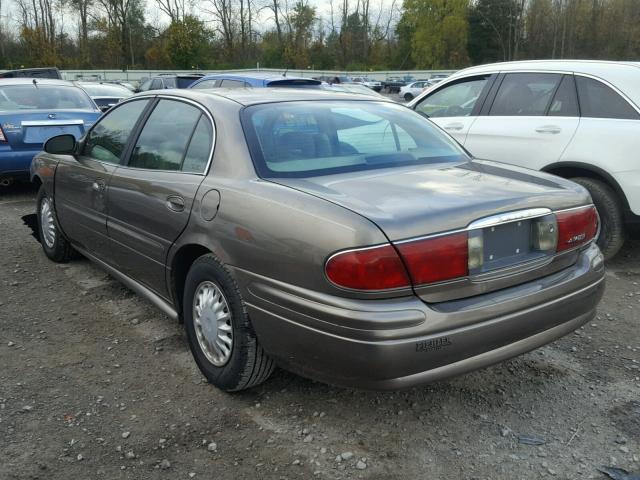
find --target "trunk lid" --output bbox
[1,110,99,150]
[274,160,594,302]
[274,160,591,241]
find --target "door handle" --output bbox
[535,125,561,134]
[444,122,464,131]
[91,180,106,192]
[166,195,185,212]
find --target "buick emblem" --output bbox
[48,113,56,119]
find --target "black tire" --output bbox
[571,177,625,260]
[183,254,274,392]
[36,186,74,263]
[404,93,414,101]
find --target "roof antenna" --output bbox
[282,68,288,78]
[32,78,38,88]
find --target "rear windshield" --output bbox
[267,79,321,88]
[242,101,468,178]
[0,85,94,110]
[80,84,133,97]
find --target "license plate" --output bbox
[470,219,547,274]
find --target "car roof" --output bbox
[450,60,640,106]
[197,72,312,82]
[137,87,395,107]
[0,78,75,86]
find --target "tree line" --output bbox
[0,0,639,72]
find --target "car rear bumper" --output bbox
[235,243,605,390]
[0,149,40,176]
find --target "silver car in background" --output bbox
[31,89,604,391]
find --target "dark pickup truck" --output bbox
[381,77,409,93]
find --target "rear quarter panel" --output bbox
[167,95,393,300]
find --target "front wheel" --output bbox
[183,254,274,391]
[36,186,74,262]
[404,93,414,101]
[571,177,625,260]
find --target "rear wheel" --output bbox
[404,93,414,101]
[183,254,274,391]
[36,186,74,262]
[571,177,624,260]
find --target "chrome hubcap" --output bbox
[193,281,233,366]
[40,197,56,248]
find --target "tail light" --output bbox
[0,126,6,142]
[325,244,411,290]
[556,205,598,252]
[395,232,468,285]
[325,205,598,291]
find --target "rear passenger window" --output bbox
[576,76,639,120]
[220,79,248,88]
[182,116,213,173]
[490,73,560,116]
[548,75,579,117]
[128,100,202,171]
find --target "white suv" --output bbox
[409,60,640,258]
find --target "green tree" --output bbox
[166,15,211,69]
[401,0,470,69]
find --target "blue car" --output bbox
[0,78,100,185]
[189,72,321,89]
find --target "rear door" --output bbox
[55,98,151,260]
[107,98,214,297]
[413,74,495,144]
[465,73,580,170]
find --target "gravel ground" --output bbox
[1,183,639,480]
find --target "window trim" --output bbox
[428,69,640,119]
[117,94,216,176]
[80,97,154,166]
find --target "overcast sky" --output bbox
[0,0,400,36]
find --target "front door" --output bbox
[465,73,580,170]
[107,98,214,297]
[54,98,151,260]
[413,74,495,144]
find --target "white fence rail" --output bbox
[57,68,457,82]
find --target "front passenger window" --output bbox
[416,77,490,118]
[84,99,149,164]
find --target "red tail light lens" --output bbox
[556,205,598,252]
[325,244,411,290]
[396,232,469,285]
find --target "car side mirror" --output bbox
[44,134,77,155]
